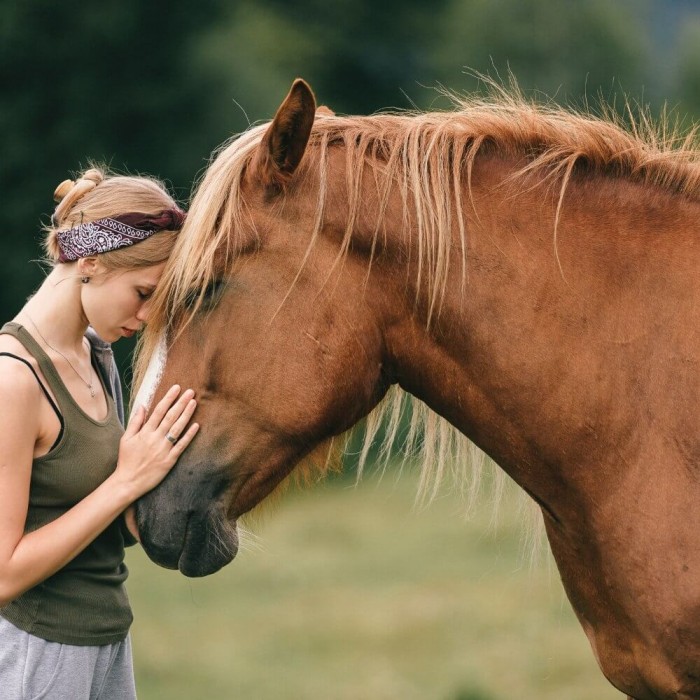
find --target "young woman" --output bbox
[0,167,198,699]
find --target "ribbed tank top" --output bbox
[0,322,131,645]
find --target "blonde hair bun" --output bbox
[52,168,105,225]
[53,179,75,203]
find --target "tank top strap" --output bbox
[0,321,94,419]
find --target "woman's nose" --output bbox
[135,301,151,323]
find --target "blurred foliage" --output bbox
[432,0,649,101]
[1,0,698,373]
[0,0,223,324]
[677,16,700,117]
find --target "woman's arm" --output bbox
[0,373,197,607]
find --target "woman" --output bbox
[0,167,198,699]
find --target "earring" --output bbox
[81,276,90,284]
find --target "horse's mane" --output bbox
[133,84,699,509]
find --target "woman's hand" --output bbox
[114,385,199,501]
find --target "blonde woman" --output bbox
[0,168,198,699]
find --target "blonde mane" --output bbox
[133,86,700,506]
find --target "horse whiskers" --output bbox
[236,524,266,554]
[198,507,242,561]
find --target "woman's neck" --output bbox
[15,266,89,353]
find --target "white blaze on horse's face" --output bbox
[130,333,168,419]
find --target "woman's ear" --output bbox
[77,257,100,278]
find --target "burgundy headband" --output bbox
[56,208,186,263]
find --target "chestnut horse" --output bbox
[132,79,700,699]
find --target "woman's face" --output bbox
[81,262,167,342]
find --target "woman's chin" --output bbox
[101,327,126,343]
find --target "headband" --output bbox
[56,208,186,263]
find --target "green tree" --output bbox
[0,1,224,318]
[431,0,649,105]
[676,17,700,119]
[190,0,451,118]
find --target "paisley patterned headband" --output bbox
[56,208,186,263]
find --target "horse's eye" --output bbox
[185,279,226,311]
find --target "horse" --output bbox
[130,78,700,699]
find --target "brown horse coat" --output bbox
[133,80,700,699]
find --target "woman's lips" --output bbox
[121,327,136,338]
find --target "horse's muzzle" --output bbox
[179,510,239,577]
[137,501,238,576]
[135,463,238,577]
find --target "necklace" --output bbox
[25,314,96,398]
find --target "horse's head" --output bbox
[134,80,401,576]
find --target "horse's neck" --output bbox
[379,156,700,689]
[382,156,700,518]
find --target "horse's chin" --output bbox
[138,505,239,577]
[178,514,239,577]
[177,520,238,577]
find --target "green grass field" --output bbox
[125,468,619,700]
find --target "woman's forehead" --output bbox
[125,262,167,286]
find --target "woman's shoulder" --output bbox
[0,333,43,399]
[0,331,37,365]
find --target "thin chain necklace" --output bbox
[25,314,96,398]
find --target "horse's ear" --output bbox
[316,105,335,117]
[255,79,316,188]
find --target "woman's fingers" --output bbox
[124,405,146,438]
[164,398,197,442]
[157,389,195,436]
[144,385,181,431]
[169,422,200,456]
[142,385,197,436]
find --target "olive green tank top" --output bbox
[0,322,131,645]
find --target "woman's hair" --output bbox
[44,166,181,270]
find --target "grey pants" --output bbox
[0,617,136,700]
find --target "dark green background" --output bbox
[2,0,698,384]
